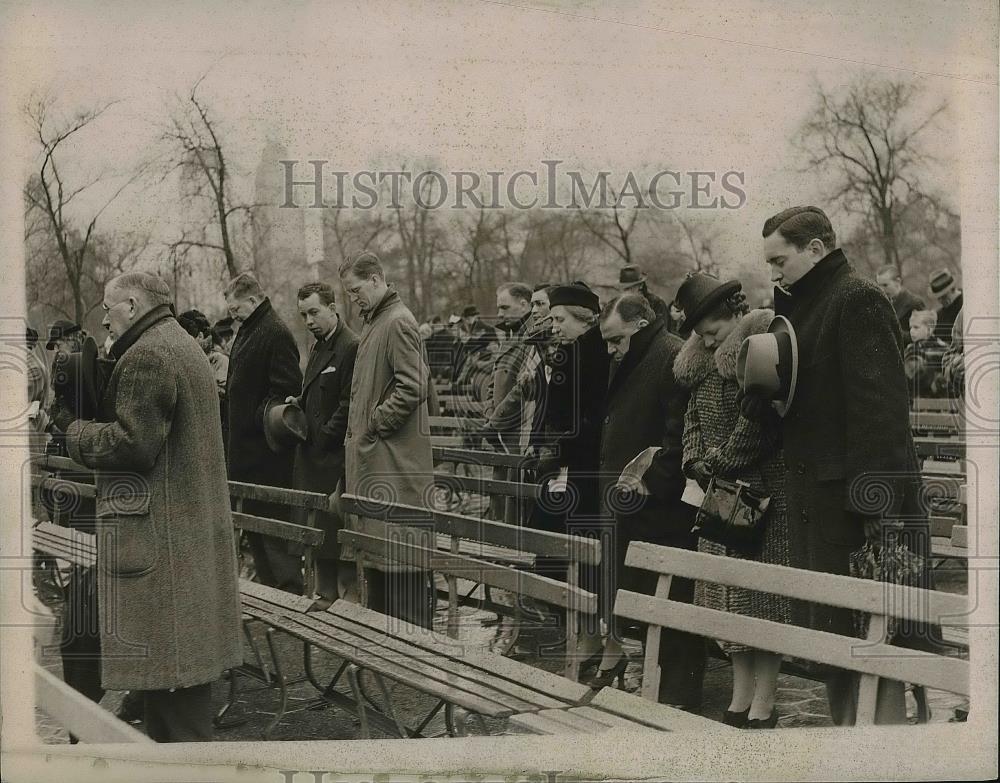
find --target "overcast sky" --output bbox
[2,0,997,280]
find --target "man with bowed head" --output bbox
[763,205,930,725]
[51,271,242,742]
[339,251,436,627]
[224,272,304,593]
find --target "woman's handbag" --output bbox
[691,477,770,552]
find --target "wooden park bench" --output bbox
[338,493,599,679]
[617,541,970,725]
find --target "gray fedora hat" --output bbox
[736,315,798,417]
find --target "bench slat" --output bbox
[625,542,969,624]
[31,474,97,499]
[535,708,616,733]
[570,705,659,731]
[340,530,597,613]
[435,473,541,501]
[340,494,599,564]
[35,665,153,744]
[508,711,589,734]
[240,597,516,718]
[294,607,566,712]
[233,512,324,547]
[589,687,731,732]
[434,447,534,470]
[615,592,970,695]
[228,481,330,511]
[329,600,593,704]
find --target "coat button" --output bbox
[604,416,610,424]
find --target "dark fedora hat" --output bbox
[736,315,799,417]
[51,336,105,420]
[618,265,647,289]
[45,319,81,350]
[674,273,742,336]
[461,305,479,318]
[263,400,308,453]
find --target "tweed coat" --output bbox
[226,298,302,487]
[774,249,929,638]
[66,306,243,691]
[673,308,791,649]
[293,318,359,559]
[345,287,434,508]
[484,312,533,434]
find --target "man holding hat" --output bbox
[618,264,669,323]
[762,206,928,726]
[929,268,963,344]
[224,272,304,593]
[286,281,359,606]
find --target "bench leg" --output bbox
[262,628,289,740]
[214,667,249,729]
[346,664,370,739]
[372,671,409,738]
[413,699,446,737]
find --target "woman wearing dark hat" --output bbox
[672,272,791,729]
[534,283,612,664]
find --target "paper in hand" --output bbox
[546,466,569,493]
[617,446,661,496]
[682,479,706,507]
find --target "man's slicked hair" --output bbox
[339,251,384,280]
[601,292,654,324]
[876,264,901,280]
[297,281,337,306]
[110,271,172,308]
[225,271,265,300]
[762,206,836,251]
[497,282,533,304]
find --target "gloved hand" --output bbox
[736,388,769,421]
[49,398,75,434]
[685,459,713,491]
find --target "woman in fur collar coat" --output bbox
[672,275,790,729]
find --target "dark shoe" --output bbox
[582,658,628,691]
[307,597,334,612]
[747,710,779,729]
[722,707,750,728]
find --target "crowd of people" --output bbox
[26,204,968,741]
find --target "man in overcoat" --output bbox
[289,281,359,605]
[763,206,928,725]
[53,271,243,742]
[598,293,705,709]
[340,252,435,627]
[224,272,304,592]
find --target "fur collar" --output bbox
[673,308,774,387]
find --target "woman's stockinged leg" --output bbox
[748,650,782,720]
[729,651,755,712]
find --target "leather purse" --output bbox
[691,477,770,552]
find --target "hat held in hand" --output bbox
[263,400,308,453]
[737,315,799,417]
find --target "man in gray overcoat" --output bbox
[53,271,243,742]
[340,252,435,627]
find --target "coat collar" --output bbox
[672,308,773,387]
[365,286,401,323]
[108,304,173,361]
[775,248,849,314]
[237,297,274,335]
[608,317,664,395]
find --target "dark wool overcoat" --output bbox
[293,319,359,559]
[538,324,610,524]
[599,318,692,548]
[226,298,303,487]
[774,249,929,638]
[66,307,243,691]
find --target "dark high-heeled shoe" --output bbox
[583,657,628,690]
[722,707,750,728]
[747,709,779,729]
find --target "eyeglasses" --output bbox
[102,300,130,314]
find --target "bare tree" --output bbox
[393,171,444,320]
[795,75,949,272]
[161,75,256,278]
[669,213,722,277]
[23,95,144,323]
[576,185,642,267]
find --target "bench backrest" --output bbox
[339,492,600,680]
[617,541,970,723]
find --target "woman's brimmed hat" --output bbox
[736,315,799,417]
[547,283,600,313]
[674,273,742,336]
